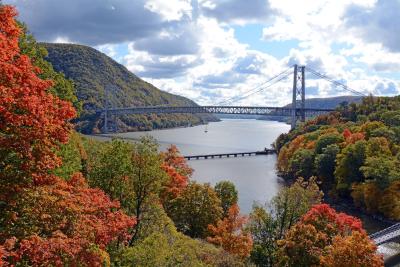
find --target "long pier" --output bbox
[184,149,276,160]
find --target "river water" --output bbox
[112,119,290,213]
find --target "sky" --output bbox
[4,0,400,106]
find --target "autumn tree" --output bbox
[161,145,193,178]
[168,181,223,238]
[0,5,76,191]
[2,173,136,266]
[277,204,382,266]
[320,231,383,267]
[160,145,191,212]
[207,204,252,258]
[214,180,238,216]
[248,177,322,266]
[379,180,400,220]
[0,6,136,265]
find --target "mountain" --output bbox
[42,43,217,134]
[259,95,364,122]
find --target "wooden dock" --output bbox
[184,149,276,160]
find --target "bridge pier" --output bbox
[291,64,306,130]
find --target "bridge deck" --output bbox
[100,105,334,117]
[184,149,276,160]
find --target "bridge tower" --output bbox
[291,64,306,129]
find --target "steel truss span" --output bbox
[101,106,334,117]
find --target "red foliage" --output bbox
[161,145,191,200]
[278,204,381,266]
[342,129,365,144]
[3,173,136,266]
[162,145,193,177]
[0,244,6,267]
[161,164,188,199]
[207,204,253,258]
[0,6,76,188]
[0,6,136,266]
[301,204,364,235]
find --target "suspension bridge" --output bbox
[100,65,366,133]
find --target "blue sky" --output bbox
[5,0,400,106]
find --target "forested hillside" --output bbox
[276,96,400,221]
[42,43,217,134]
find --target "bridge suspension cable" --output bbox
[222,72,293,105]
[305,67,367,97]
[216,66,294,105]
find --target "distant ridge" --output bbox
[42,43,217,134]
[259,95,363,122]
[284,95,364,109]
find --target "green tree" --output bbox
[86,136,168,244]
[335,140,367,195]
[247,205,277,267]
[214,181,238,216]
[168,182,223,238]
[129,136,168,244]
[288,149,315,179]
[86,139,135,213]
[52,132,85,180]
[315,144,340,188]
[314,133,343,154]
[360,156,400,190]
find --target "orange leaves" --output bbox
[342,128,365,144]
[207,204,252,258]
[2,173,136,265]
[161,145,193,178]
[161,145,190,201]
[0,6,137,266]
[12,233,109,267]
[161,164,188,199]
[320,231,383,267]
[277,204,382,266]
[0,5,76,189]
[0,244,7,267]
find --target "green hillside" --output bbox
[42,43,217,134]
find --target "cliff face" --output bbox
[43,43,216,133]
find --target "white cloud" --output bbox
[144,0,192,21]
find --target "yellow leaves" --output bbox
[320,231,383,267]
